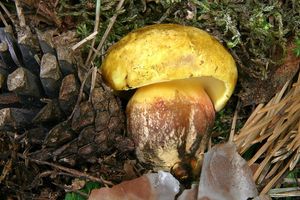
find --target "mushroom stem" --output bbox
[126,79,215,177]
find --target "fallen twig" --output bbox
[67,67,94,121]
[89,66,98,102]
[229,100,240,142]
[0,11,8,26]
[0,2,15,24]
[85,0,102,66]
[15,0,26,27]
[71,31,98,51]
[18,153,114,186]
[86,0,125,67]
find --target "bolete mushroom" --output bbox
[101,24,237,178]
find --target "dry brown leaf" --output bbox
[123,160,138,180]
[21,0,62,26]
[88,171,180,200]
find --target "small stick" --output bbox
[0,2,14,24]
[87,0,125,66]
[0,93,20,105]
[239,103,264,129]
[260,159,292,195]
[0,11,8,27]
[0,159,12,183]
[229,100,240,142]
[257,96,296,114]
[71,31,98,51]
[15,0,26,27]
[18,153,114,186]
[67,67,94,121]
[156,6,172,23]
[89,66,97,102]
[85,0,102,65]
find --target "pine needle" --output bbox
[234,71,300,195]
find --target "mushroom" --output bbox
[101,24,237,179]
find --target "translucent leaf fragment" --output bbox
[197,143,258,200]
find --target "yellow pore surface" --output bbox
[101,24,237,111]
[130,79,211,105]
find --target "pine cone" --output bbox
[0,26,134,196]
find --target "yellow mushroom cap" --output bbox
[101,24,237,111]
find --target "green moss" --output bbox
[64,181,100,200]
[65,0,300,79]
[294,37,300,57]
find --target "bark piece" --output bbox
[0,93,20,109]
[59,74,79,115]
[40,53,62,98]
[56,46,76,75]
[0,108,39,130]
[0,93,20,105]
[7,67,42,98]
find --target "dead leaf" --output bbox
[123,160,138,180]
[197,143,258,200]
[88,171,180,200]
[0,159,12,183]
[69,178,85,191]
[21,0,62,26]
